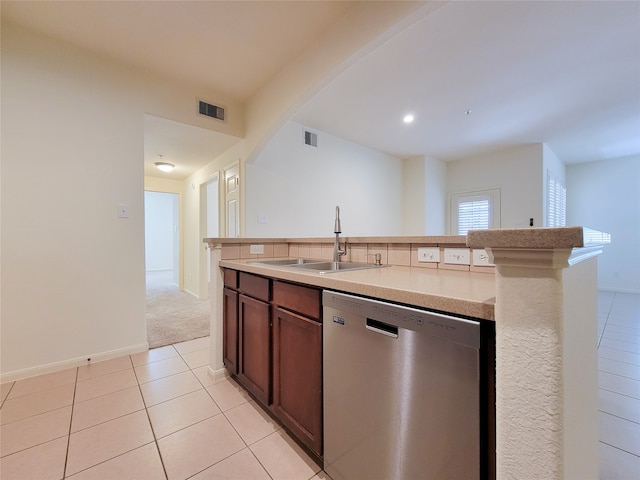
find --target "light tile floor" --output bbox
[0,292,638,479]
[597,291,640,479]
[0,336,327,480]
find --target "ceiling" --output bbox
[294,0,640,164]
[3,1,639,179]
[143,115,242,180]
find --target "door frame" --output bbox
[199,172,221,300]
[144,189,183,291]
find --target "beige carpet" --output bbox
[146,271,210,348]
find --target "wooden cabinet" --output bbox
[221,268,323,457]
[222,286,239,374]
[238,293,271,405]
[272,280,323,456]
[236,272,272,405]
[222,269,239,374]
[273,306,323,455]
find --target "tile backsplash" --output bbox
[219,239,495,273]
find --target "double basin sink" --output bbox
[250,258,387,275]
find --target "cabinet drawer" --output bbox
[223,269,239,289]
[239,272,270,302]
[273,281,321,320]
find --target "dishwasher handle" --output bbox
[365,318,398,338]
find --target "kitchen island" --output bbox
[204,227,609,480]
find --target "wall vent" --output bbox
[198,100,225,121]
[304,130,318,147]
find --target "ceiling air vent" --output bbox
[304,130,318,147]
[198,100,225,121]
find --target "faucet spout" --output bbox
[334,206,341,234]
[333,206,346,262]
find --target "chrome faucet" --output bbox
[333,206,346,263]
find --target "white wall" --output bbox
[403,156,426,235]
[425,155,447,235]
[144,192,178,272]
[446,144,544,232]
[0,23,242,379]
[1,25,146,377]
[402,155,446,235]
[245,122,403,237]
[567,155,640,293]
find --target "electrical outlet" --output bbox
[250,244,264,255]
[417,247,440,263]
[257,213,268,224]
[444,248,471,265]
[472,249,494,266]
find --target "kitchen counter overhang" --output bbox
[217,258,496,321]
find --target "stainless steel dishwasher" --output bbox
[323,290,482,480]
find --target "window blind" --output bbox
[458,198,490,235]
[547,173,566,227]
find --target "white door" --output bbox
[225,164,240,237]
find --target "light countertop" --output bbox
[212,227,611,321]
[219,259,496,321]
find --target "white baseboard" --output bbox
[598,287,640,295]
[0,342,149,383]
[184,288,208,301]
[184,288,199,298]
[207,365,228,382]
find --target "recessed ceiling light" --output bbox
[465,109,472,116]
[403,114,414,124]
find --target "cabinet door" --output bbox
[238,294,271,405]
[273,307,323,455]
[223,286,239,375]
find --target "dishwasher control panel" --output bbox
[322,290,480,349]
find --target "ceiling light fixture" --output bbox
[403,114,415,124]
[154,155,175,172]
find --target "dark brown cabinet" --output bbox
[221,268,323,458]
[222,286,239,374]
[236,272,272,405]
[273,306,322,455]
[272,280,323,456]
[222,269,239,375]
[238,293,271,404]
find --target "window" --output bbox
[547,172,566,227]
[451,189,500,235]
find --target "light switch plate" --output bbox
[473,249,494,266]
[250,244,264,255]
[417,247,440,263]
[444,248,471,265]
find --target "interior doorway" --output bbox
[144,190,210,347]
[144,191,180,287]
